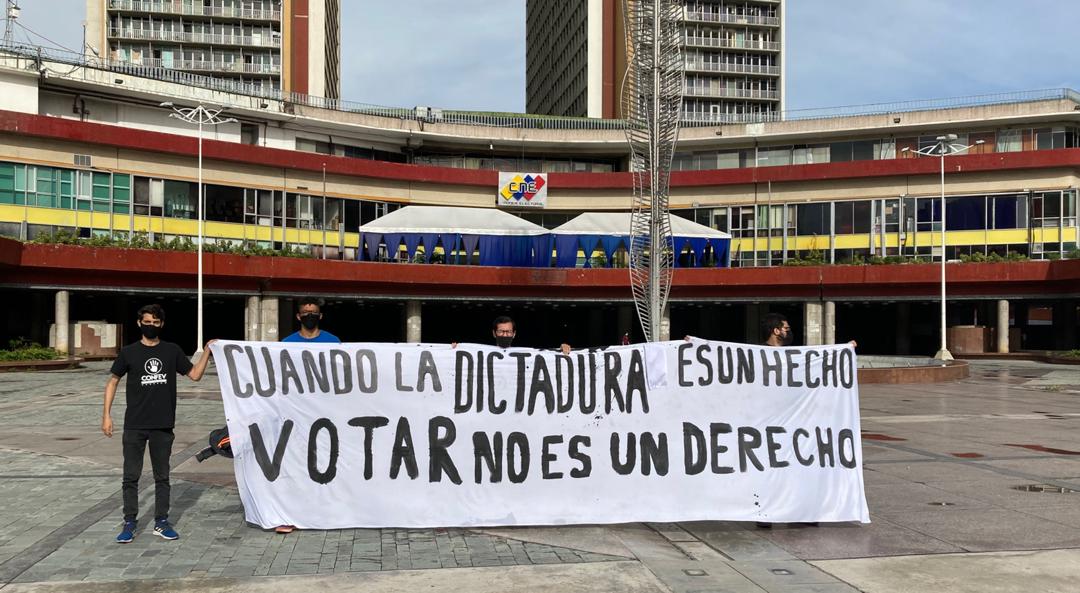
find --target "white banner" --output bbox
[497,172,548,208]
[210,339,870,529]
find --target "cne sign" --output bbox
[498,172,548,209]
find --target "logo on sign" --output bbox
[498,173,547,208]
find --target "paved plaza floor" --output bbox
[0,359,1079,592]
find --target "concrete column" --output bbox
[996,300,1010,353]
[659,303,671,342]
[405,300,422,343]
[804,301,824,346]
[895,302,911,355]
[259,297,279,342]
[823,301,836,345]
[245,296,261,341]
[55,291,70,356]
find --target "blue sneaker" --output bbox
[153,519,179,540]
[116,521,136,544]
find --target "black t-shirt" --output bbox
[110,340,193,429]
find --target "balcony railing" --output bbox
[682,35,781,51]
[683,10,780,27]
[681,111,782,124]
[108,0,281,21]
[108,27,281,48]
[5,43,1079,131]
[138,57,280,74]
[683,86,779,100]
[684,60,780,76]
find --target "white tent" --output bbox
[551,212,731,239]
[357,205,547,236]
[549,212,731,268]
[357,205,551,267]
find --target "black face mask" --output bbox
[780,331,794,346]
[300,314,320,330]
[495,336,514,348]
[140,324,161,340]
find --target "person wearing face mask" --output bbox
[762,313,794,347]
[102,304,217,544]
[492,315,517,348]
[757,312,855,529]
[762,313,858,350]
[275,297,341,534]
[282,297,341,344]
[489,316,572,354]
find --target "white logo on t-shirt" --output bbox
[141,357,167,386]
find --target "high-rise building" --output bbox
[526,0,620,119]
[85,0,341,98]
[526,0,785,122]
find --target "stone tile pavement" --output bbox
[0,359,1079,592]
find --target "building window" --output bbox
[241,123,260,146]
[945,196,986,231]
[796,202,829,235]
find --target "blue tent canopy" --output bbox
[357,205,550,267]
[550,213,731,268]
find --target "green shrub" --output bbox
[783,250,826,266]
[29,231,312,258]
[0,338,62,361]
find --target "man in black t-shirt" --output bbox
[102,304,216,544]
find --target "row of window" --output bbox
[0,163,402,232]
[736,243,1070,267]
[684,2,778,19]
[672,127,1080,170]
[0,161,1074,264]
[675,191,1078,238]
[109,0,280,10]
[111,45,279,67]
[110,18,278,37]
[294,138,618,173]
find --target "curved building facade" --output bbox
[0,49,1076,356]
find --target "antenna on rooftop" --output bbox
[2,1,19,47]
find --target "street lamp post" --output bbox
[160,102,237,355]
[902,134,984,362]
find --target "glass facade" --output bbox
[0,161,404,257]
[0,159,1076,267]
[674,190,1078,266]
[672,126,1080,172]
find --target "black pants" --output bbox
[122,428,174,522]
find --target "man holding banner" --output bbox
[208,337,869,529]
[276,297,341,534]
[453,315,572,354]
[283,297,341,344]
[102,304,217,543]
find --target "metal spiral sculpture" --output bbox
[623,0,684,342]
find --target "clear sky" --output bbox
[15,0,1080,113]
